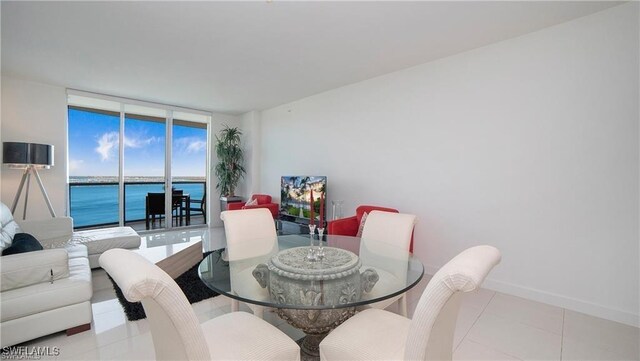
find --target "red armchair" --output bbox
[327,205,414,252]
[226,194,279,219]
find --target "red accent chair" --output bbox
[226,194,279,219]
[327,205,414,252]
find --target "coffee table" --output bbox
[134,228,208,278]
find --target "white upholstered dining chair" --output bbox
[320,245,501,361]
[220,208,279,319]
[360,210,417,316]
[99,249,300,361]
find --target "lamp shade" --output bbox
[3,142,54,167]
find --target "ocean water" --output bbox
[70,182,205,227]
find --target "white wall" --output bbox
[1,75,241,226]
[1,76,69,219]
[238,110,261,197]
[257,3,639,326]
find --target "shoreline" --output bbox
[69,176,206,184]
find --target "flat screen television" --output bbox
[280,176,327,223]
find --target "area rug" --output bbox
[108,251,219,321]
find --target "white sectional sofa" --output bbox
[74,226,141,269]
[0,204,93,347]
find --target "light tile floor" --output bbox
[18,268,639,361]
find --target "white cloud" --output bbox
[175,137,206,154]
[186,140,206,153]
[95,132,159,161]
[124,135,159,148]
[96,132,118,161]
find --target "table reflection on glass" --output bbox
[198,234,423,359]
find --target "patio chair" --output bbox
[189,189,206,221]
[172,190,185,225]
[145,192,183,230]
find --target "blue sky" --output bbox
[68,108,207,177]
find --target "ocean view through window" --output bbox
[67,93,210,230]
[69,177,205,228]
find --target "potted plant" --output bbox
[214,125,245,199]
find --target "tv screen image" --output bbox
[280,176,327,222]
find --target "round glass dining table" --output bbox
[198,234,424,359]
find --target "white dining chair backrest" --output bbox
[360,211,417,281]
[318,245,500,361]
[99,249,210,361]
[405,245,501,361]
[221,208,279,261]
[220,208,277,318]
[360,210,416,250]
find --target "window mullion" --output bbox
[118,104,125,227]
[165,111,173,229]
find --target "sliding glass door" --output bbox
[68,106,121,228]
[172,113,209,229]
[123,105,168,230]
[67,93,210,232]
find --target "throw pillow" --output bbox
[355,212,369,238]
[2,233,43,256]
[245,198,259,206]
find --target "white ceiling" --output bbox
[1,1,621,115]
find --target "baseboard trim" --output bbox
[423,265,639,328]
[66,323,91,336]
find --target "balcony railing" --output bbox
[69,181,206,229]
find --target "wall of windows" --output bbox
[67,91,210,231]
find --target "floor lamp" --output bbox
[3,142,57,220]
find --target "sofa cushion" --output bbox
[0,248,70,292]
[0,226,16,251]
[65,243,89,260]
[0,221,21,240]
[17,217,72,248]
[0,245,91,322]
[2,233,43,256]
[0,202,15,228]
[73,227,141,255]
[0,202,22,251]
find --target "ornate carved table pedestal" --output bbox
[253,247,379,358]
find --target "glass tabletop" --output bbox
[198,234,424,310]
